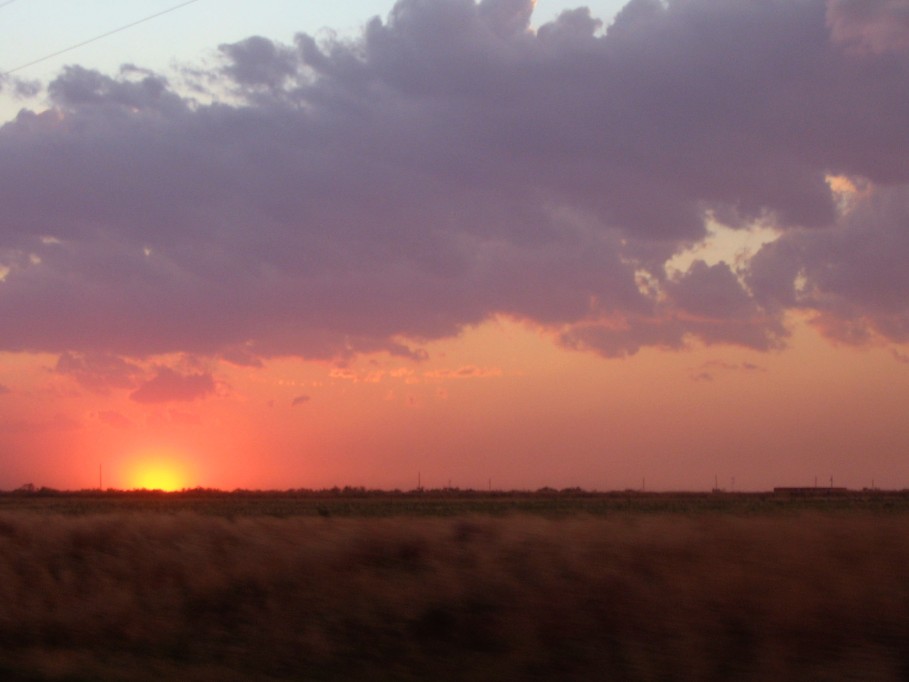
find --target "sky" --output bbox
[0,0,908,492]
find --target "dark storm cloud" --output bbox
[0,0,907,362]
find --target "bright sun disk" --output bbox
[128,452,189,491]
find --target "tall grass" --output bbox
[0,512,907,680]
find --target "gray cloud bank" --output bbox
[0,0,907,364]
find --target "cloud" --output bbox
[218,36,299,89]
[0,0,907,362]
[55,352,143,393]
[826,0,909,54]
[0,384,10,395]
[291,394,310,407]
[689,359,766,381]
[129,367,216,404]
[423,365,503,379]
[559,317,687,358]
[558,260,786,358]
[0,74,40,99]
[748,185,909,345]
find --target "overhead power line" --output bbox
[3,0,203,76]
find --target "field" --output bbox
[1,489,909,680]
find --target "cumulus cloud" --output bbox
[218,36,298,86]
[749,185,909,345]
[129,367,216,404]
[0,0,907,363]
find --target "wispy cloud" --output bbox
[689,359,767,382]
[423,366,503,380]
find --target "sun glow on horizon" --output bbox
[126,451,191,491]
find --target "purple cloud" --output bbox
[826,0,909,54]
[291,394,310,407]
[0,73,40,99]
[0,0,906,362]
[55,352,143,393]
[748,185,909,345]
[129,367,216,404]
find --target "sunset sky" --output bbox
[1,0,908,492]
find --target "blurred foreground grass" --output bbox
[1,492,908,680]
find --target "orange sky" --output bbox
[2,315,907,492]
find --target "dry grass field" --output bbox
[1,491,908,680]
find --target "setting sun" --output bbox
[127,452,190,492]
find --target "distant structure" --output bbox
[773,487,849,496]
